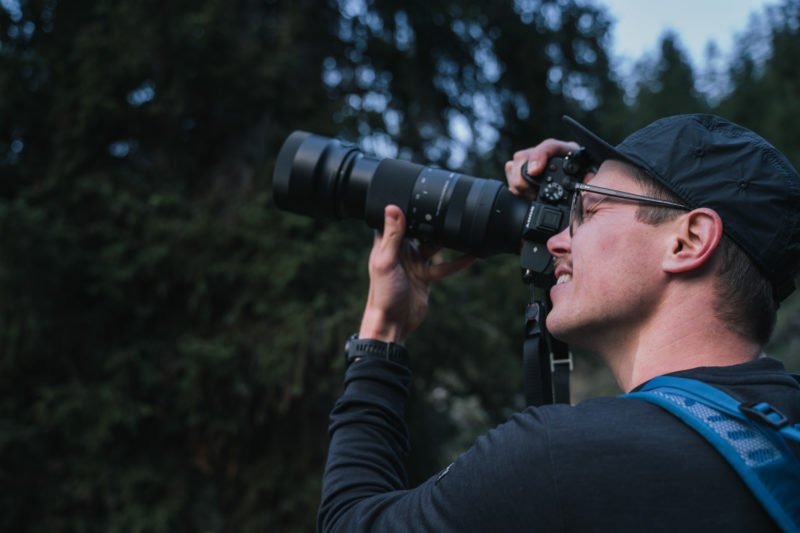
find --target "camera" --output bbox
[272,131,591,271]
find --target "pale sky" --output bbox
[597,0,776,68]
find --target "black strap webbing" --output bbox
[523,299,571,406]
[523,302,551,406]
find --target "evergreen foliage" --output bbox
[0,0,797,530]
[628,32,709,128]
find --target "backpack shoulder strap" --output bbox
[623,375,800,533]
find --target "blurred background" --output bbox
[1,0,798,530]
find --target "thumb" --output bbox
[379,205,406,254]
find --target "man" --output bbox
[317,114,800,532]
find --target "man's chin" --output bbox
[544,315,571,341]
[545,315,587,347]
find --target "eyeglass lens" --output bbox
[569,189,582,237]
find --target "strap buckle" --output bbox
[739,402,789,430]
[550,352,573,372]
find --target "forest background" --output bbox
[1,0,799,531]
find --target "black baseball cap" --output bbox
[563,114,800,302]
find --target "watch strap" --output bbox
[345,333,409,367]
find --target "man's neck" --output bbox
[598,294,762,393]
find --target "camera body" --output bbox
[272,131,591,279]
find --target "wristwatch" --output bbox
[344,333,409,368]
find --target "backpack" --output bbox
[623,375,800,533]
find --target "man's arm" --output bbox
[317,356,563,533]
[318,206,473,531]
[318,140,576,531]
[317,358,412,532]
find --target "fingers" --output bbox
[370,205,475,282]
[369,205,407,273]
[504,138,581,200]
[428,254,476,282]
[418,243,441,261]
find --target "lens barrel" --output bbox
[272,131,538,257]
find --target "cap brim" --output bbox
[562,115,637,168]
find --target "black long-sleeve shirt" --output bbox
[319,357,800,532]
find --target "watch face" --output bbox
[345,333,358,352]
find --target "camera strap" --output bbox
[523,286,571,406]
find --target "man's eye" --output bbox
[582,201,601,218]
[582,196,606,219]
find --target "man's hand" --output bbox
[359,205,475,344]
[504,139,580,200]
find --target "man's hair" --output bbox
[621,161,777,346]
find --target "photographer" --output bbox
[317,115,800,532]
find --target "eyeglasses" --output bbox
[569,182,691,236]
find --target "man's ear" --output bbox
[662,208,723,273]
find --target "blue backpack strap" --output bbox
[623,375,800,533]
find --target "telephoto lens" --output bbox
[272,131,580,258]
[272,131,535,257]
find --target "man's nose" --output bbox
[547,226,571,258]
